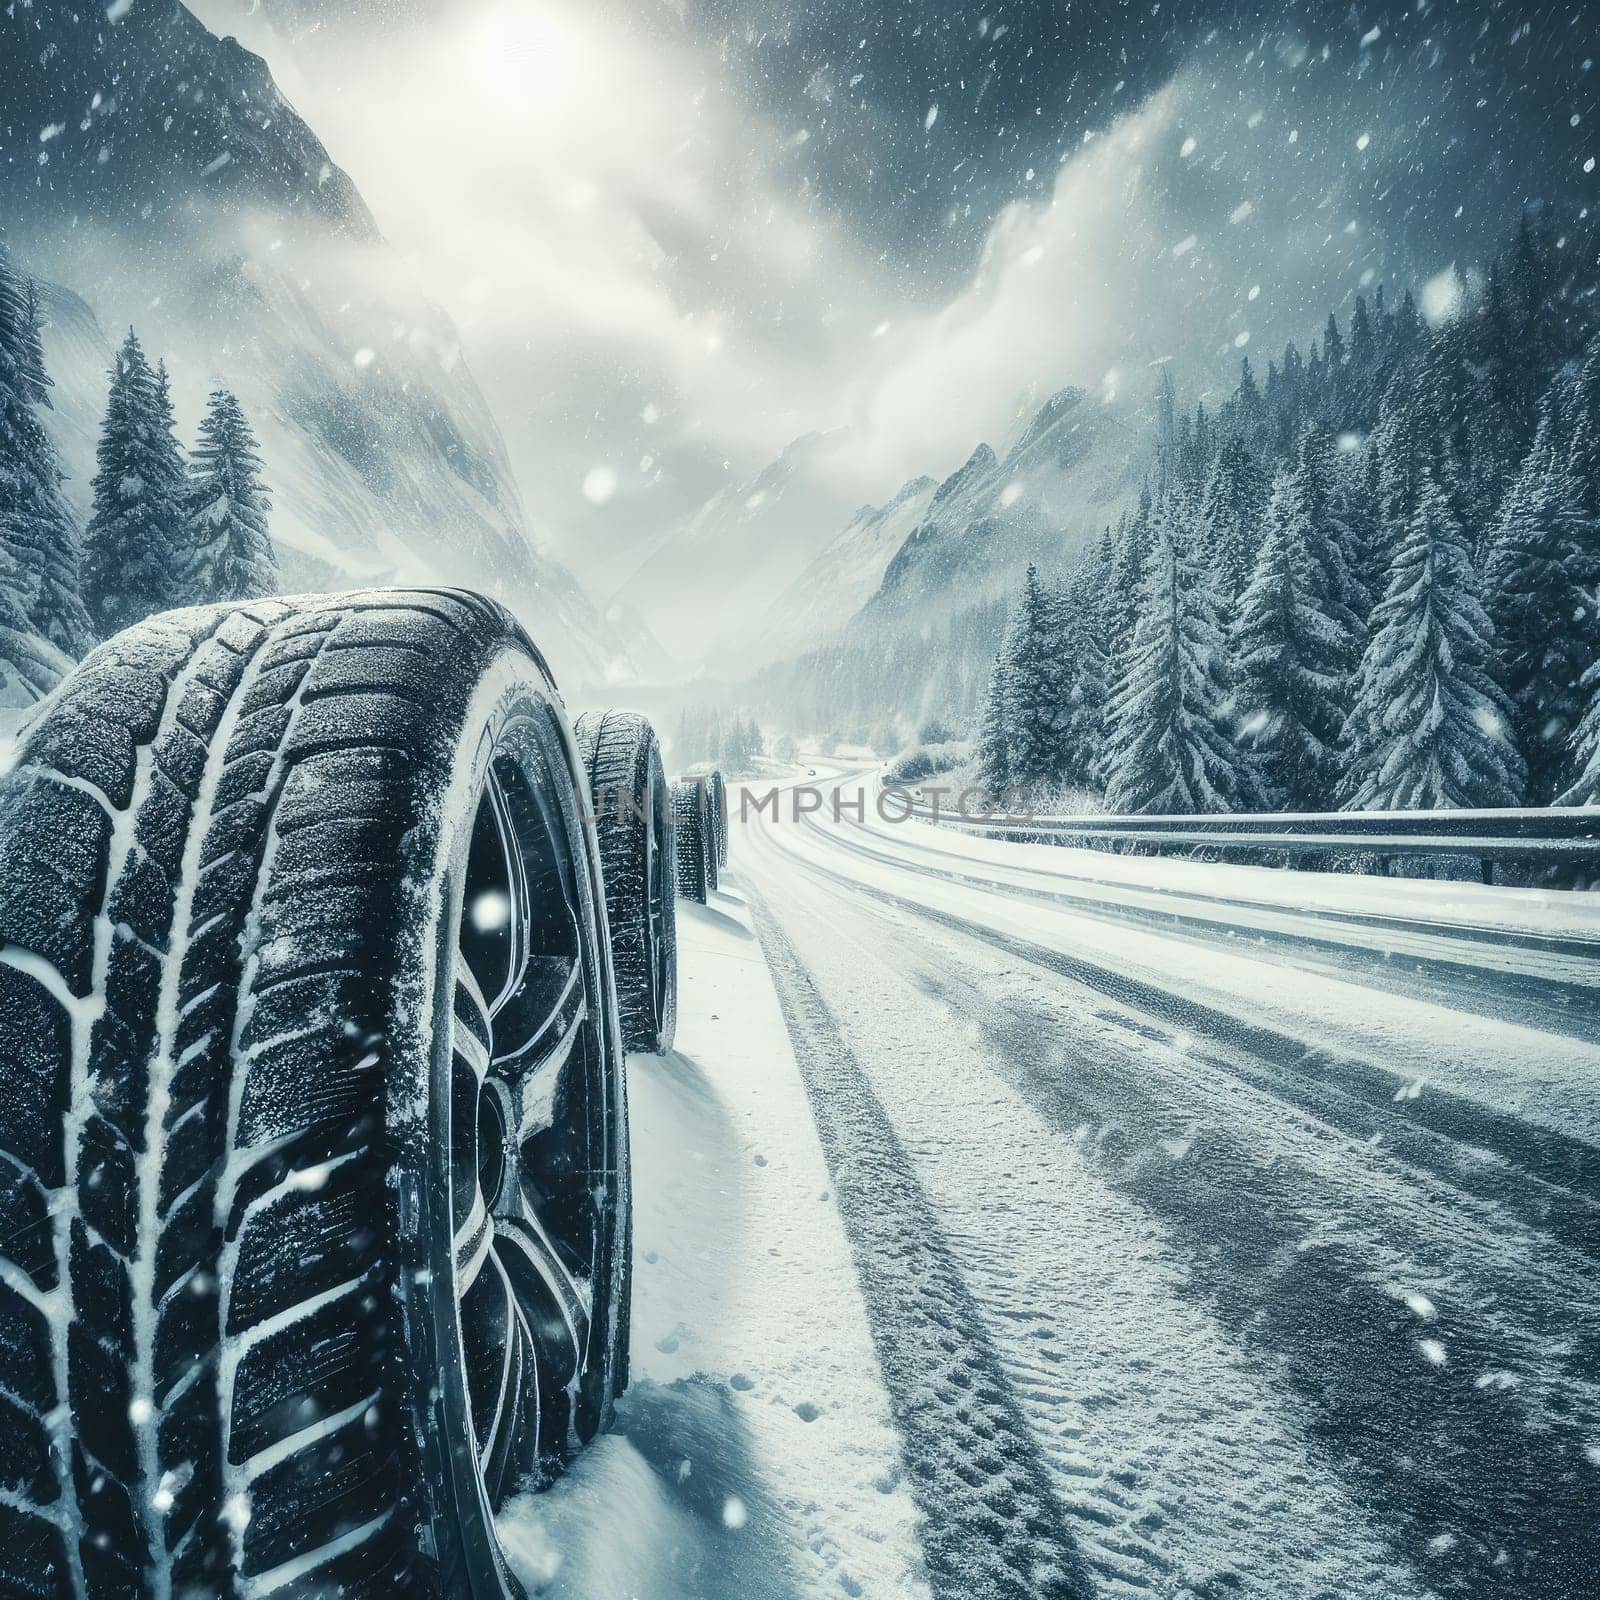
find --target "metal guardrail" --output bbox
[899,797,1600,881]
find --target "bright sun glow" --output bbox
[467,7,580,107]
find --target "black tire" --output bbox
[573,711,677,1055]
[670,781,709,903]
[0,589,630,1600]
[708,770,729,870]
[700,781,720,894]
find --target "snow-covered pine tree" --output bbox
[1331,442,1386,627]
[1180,402,1213,491]
[1104,497,1252,814]
[1563,338,1600,588]
[1059,554,1109,791]
[1105,486,1155,659]
[1196,434,1267,605]
[1344,294,1383,431]
[17,281,49,406]
[1322,312,1345,384]
[1341,466,1524,810]
[188,388,278,603]
[82,331,189,636]
[989,564,1072,794]
[721,716,751,770]
[1155,368,1179,500]
[1385,288,1424,383]
[18,284,94,655]
[1560,664,1600,804]
[974,649,1012,795]
[1231,431,1364,810]
[1484,409,1594,801]
[1373,370,1431,532]
[0,258,46,627]
[0,248,95,655]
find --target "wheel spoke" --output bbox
[477,1252,533,1498]
[454,962,493,1080]
[460,771,531,1013]
[501,967,587,1143]
[460,1247,521,1476]
[490,954,583,1070]
[449,724,613,1514]
[495,1200,591,1365]
[484,770,532,1013]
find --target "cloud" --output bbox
[199,0,912,585]
[193,1,1561,611]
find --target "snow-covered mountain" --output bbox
[861,386,1145,631]
[712,383,1149,685]
[733,474,938,668]
[740,384,1152,730]
[1,0,644,689]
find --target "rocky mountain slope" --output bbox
[861,386,1145,631]
[1,0,641,689]
[740,385,1151,731]
[734,474,938,668]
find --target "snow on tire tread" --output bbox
[0,588,506,1599]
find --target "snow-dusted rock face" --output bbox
[735,474,938,668]
[863,386,1145,632]
[1,0,637,688]
[727,386,1148,698]
[736,386,1154,728]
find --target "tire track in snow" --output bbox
[889,934,1600,1600]
[813,800,1600,1044]
[742,825,1419,1599]
[751,809,1600,1598]
[743,881,1099,1600]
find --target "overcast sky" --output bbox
[194,0,1599,595]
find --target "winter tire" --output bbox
[573,711,677,1055]
[670,781,709,904]
[697,780,720,895]
[0,589,630,1600]
[708,770,729,870]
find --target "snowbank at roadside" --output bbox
[498,882,926,1600]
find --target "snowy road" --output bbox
[736,770,1600,1600]
[508,769,1600,1600]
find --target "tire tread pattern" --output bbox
[573,713,677,1054]
[670,782,709,905]
[0,589,515,1600]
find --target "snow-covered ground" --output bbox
[498,892,927,1600]
[526,767,1599,1600]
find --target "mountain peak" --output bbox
[927,443,998,511]
[1009,386,1090,459]
[2,0,377,242]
